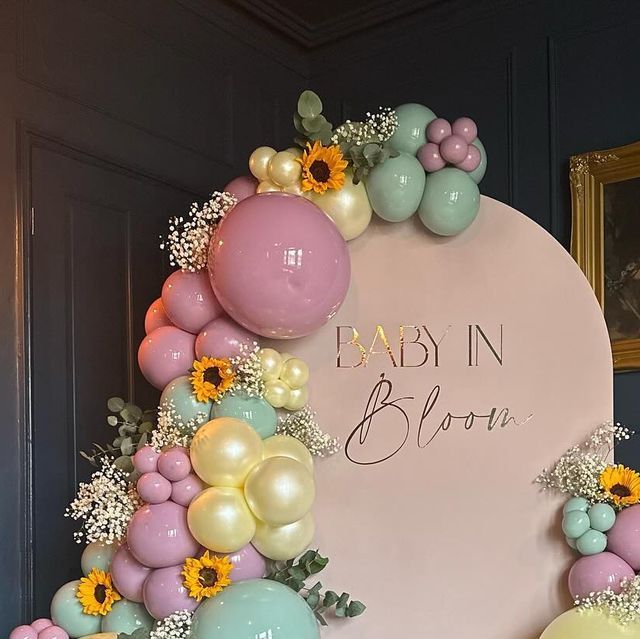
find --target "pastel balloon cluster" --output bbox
[562,497,615,556]
[259,348,309,411]
[248,146,303,195]
[418,117,481,173]
[9,619,68,639]
[188,418,316,561]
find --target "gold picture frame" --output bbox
[570,140,640,371]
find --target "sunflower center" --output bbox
[94,584,107,604]
[610,483,632,498]
[203,367,222,386]
[199,567,219,588]
[309,159,331,183]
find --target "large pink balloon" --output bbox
[223,543,267,581]
[110,544,152,602]
[127,502,200,568]
[209,193,350,338]
[162,270,224,334]
[606,504,640,569]
[224,175,258,202]
[195,315,258,360]
[568,551,635,598]
[143,564,199,620]
[138,326,196,390]
[144,297,173,334]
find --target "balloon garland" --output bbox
[10,90,488,639]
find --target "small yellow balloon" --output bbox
[259,348,283,382]
[283,182,304,196]
[190,417,263,487]
[540,608,640,639]
[249,146,277,181]
[244,456,315,526]
[280,352,294,362]
[256,180,281,194]
[263,435,313,472]
[263,379,291,408]
[187,486,256,553]
[252,512,315,560]
[280,357,309,390]
[268,151,302,187]
[285,147,303,158]
[284,385,308,411]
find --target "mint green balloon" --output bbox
[468,138,487,184]
[365,153,426,222]
[588,503,617,532]
[191,579,319,639]
[160,375,212,429]
[563,496,590,514]
[576,529,608,555]
[50,580,101,637]
[566,536,578,550]
[81,541,117,576]
[562,510,591,539]
[387,103,437,155]
[101,599,154,633]
[418,167,480,236]
[211,390,277,438]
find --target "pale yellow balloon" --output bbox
[310,170,372,241]
[283,182,304,196]
[263,434,313,472]
[263,379,291,408]
[190,417,263,487]
[252,512,315,560]
[280,357,309,389]
[256,180,281,194]
[244,456,315,525]
[249,146,277,181]
[285,146,303,158]
[268,151,302,187]
[259,348,283,382]
[188,486,256,553]
[540,608,640,639]
[280,352,294,362]
[284,385,308,411]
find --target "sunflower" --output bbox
[76,568,120,616]
[190,356,235,402]
[183,551,233,601]
[298,141,348,194]
[600,464,640,508]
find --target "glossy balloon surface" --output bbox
[100,600,154,634]
[144,298,173,334]
[252,512,315,561]
[387,103,437,155]
[539,608,640,639]
[211,391,277,439]
[568,551,634,598]
[138,326,195,390]
[81,541,116,576]
[142,564,198,620]
[160,376,211,429]
[110,544,152,603]
[50,580,101,637]
[607,504,640,569]
[195,315,258,360]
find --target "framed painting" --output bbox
[570,140,640,371]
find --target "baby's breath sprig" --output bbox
[151,400,204,451]
[230,342,265,398]
[149,610,193,639]
[160,191,236,272]
[277,405,340,457]
[575,576,640,624]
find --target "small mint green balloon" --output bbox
[160,375,212,429]
[211,390,277,439]
[81,541,117,576]
[50,580,101,637]
[566,536,578,550]
[468,138,487,184]
[101,599,154,633]
[365,153,425,222]
[388,103,437,155]
[192,579,319,639]
[589,503,617,532]
[562,510,590,539]
[563,497,590,514]
[576,529,608,555]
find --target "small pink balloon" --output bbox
[451,116,478,143]
[127,501,199,568]
[111,544,152,602]
[224,175,258,202]
[138,326,196,390]
[30,621,53,633]
[158,447,191,482]
[137,472,172,504]
[426,118,452,144]
[222,543,267,581]
[568,551,634,598]
[417,143,446,172]
[171,473,205,507]
[37,627,68,639]
[9,626,37,639]
[195,315,258,360]
[144,297,173,335]
[143,564,199,620]
[439,134,469,164]
[607,504,640,569]
[162,270,224,334]
[209,193,350,339]
[455,144,481,172]
[133,446,160,474]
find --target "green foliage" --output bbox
[344,139,397,184]
[293,90,334,147]
[266,549,366,626]
[118,630,149,639]
[80,396,157,479]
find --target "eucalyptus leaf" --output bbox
[297,90,322,119]
[347,600,366,617]
[107,415,119,426]
[302,115,326,133]
[114,455,134,472]
[138,432,148,448]
[121,437,134,456]
[323,590,339,607]
[139,421,154,433]
[124,403,143,421]
[107,397,125,412]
